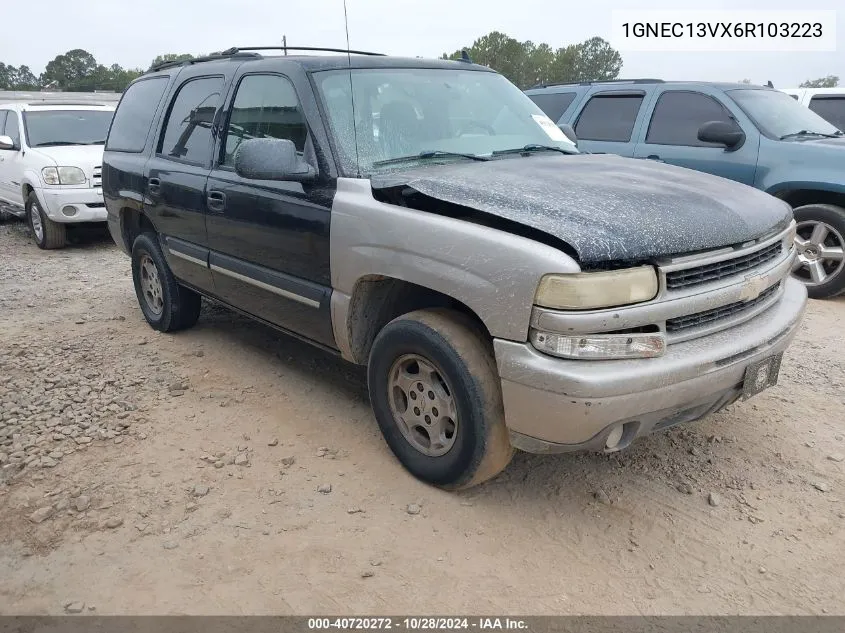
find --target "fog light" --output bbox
[605,425,624,450]
[61,205,78,217]
[530,330,666,360]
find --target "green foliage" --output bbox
[0,63,40,90]
[443,32,622,89]
[799,75,839,88]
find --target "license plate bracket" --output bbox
[742,353,783,400]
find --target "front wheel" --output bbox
[368,308,513,490]
[26,192,65,249]
[131,232,202,332]
[791,204,845,299]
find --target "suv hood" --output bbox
[370,153,793,265]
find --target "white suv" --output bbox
[779,87,845,132]
[0,101,115,249]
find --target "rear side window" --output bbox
[808,96,845,131]
[158,76,224,164]
[575,94,643,142]
[645,91,734,146]
[221,74,308,165]
[527,92,576,124]
[106,77,169,152]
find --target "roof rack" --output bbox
[529,78,665,89]
[26,101,109,106]
[221,46,386,57]
[149,51,262,72]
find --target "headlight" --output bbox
[534,266,658,310]
[530,330,666,360]
[41,166,86,185]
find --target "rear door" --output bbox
[144,74,228,293]
[632,89,759,185]
[570,89,653,157]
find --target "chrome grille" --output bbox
[92,166,102,188]
[666,241,782,289]
[666,283,780,333]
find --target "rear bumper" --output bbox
[39,187,106,223]
[495,277,808,453]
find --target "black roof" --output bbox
[145,48,493,75]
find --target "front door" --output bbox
[206,72,335,348]
[633,90,759,186]
[0,110,25,207]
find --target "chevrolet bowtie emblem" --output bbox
[740,273,769,302]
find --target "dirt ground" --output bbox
[0,220,843,616]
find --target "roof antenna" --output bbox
[282,35,288,56]
[343,0,361,177]
[460,49,473,63]
[766,80,774,88]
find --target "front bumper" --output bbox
[495,276,808,454]
[38,187,107,223]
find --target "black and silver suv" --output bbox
[102,47,807,490]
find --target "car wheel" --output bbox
[26,192,66,249]
[131,232,202,332]
[368,308,513,490]
[791,204,845,299]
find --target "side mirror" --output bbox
[558,123,577,145]
[233,138,317,182]
[0,135,16,151]
[697,121,745,150]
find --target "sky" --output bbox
[1,0,842,88]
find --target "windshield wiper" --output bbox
[33,141,85,147]
[372,150,490,167]
[493,144,575,156]
[779,130,842,140]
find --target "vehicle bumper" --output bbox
[38,187,107,223]
[494,277,808,454]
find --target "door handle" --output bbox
[148,178,161,195]
[645,154,664,162]
[207,190,226,213]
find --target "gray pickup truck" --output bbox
[102,49,807,490]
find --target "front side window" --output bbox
[23,110,111,148]
[314,68,576,175]
[808,96,845,132]
[575,94,643,142]
[646,91,735,146]
[107,76,169,152]
[728,88,841,139]
[222,74,307,166]
[159,76,224,164]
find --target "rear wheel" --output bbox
[791,204,845,299]
[131,232,201,332]
[367,308,513,490]
[26,192,65,249]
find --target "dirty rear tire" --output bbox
[26,192,66,249]
[368,308,513,490]
[131,232,202,332]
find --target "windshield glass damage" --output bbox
[313,67,577,175]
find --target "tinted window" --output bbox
[24,110,113,148]
[645,92,734,146]
[575,94,643,142]
[808,96,845,131]
[4,110,20,146]
[222,74,307,165]
[527,92,576,123]
[159,76,224,164]
[729,88,839,139]
[106,77,169,152]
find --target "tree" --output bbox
[799,75,839,88]
[443,32,622,89]
[40,49,98,90]
[150,53,197,70]
[0,63,40,90]
[739,78,752,84]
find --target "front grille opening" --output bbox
[666,283,780,333]
[603,324,661,335]
[666,242,782,289]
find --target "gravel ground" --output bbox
[0,219,843,615]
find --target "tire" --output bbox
[791,204,845,300]
[131,232,202,332]
[368,308,513,490]
[26,192,66,249]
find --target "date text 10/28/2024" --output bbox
[308,618,528,630]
